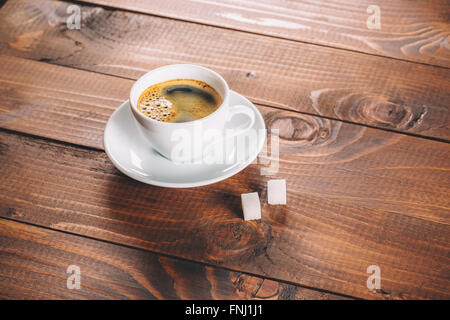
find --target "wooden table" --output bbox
[0,0,449,300]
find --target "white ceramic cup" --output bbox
[129,64,255,162]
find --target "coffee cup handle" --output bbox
[224,104,256,139]
[202,105,255,158]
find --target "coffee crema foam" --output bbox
[137,79,222,123]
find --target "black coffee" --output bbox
[138,79,222,123]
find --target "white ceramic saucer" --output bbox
[104,90,266,188]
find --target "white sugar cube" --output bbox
[241,192,261,221]
[268,179,286,205]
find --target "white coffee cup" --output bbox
[129,64,255,162]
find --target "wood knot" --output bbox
[202,221,272,264]
[268,113,334,144]
[318,128,330,139]
[335,93,427,130]
[231,274,282,299]
[310,88,435,133]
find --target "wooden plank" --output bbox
[0,55,129,149]
[0,60,448,299]
[75,0,450,68]
[0,219,345,299]
[0,0,449,140]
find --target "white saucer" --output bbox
[104,90,266,188]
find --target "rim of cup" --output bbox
[129,64,230,126]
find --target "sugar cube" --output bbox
[268,179,286,205]
[241,192,261,221]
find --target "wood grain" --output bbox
[0,55,448,224]
[1,218,346,299]
[0,55,129,149]
[0,56,448,299]
[75,0,450,68]
[1,0,449,140]
[0,130,448,300]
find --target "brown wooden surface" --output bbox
[0,0,449,300]
[76,0,450,68]
[1,0,449,140]
[1,218,347,299]
[0,128,448,300]
[0,56,449,299]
